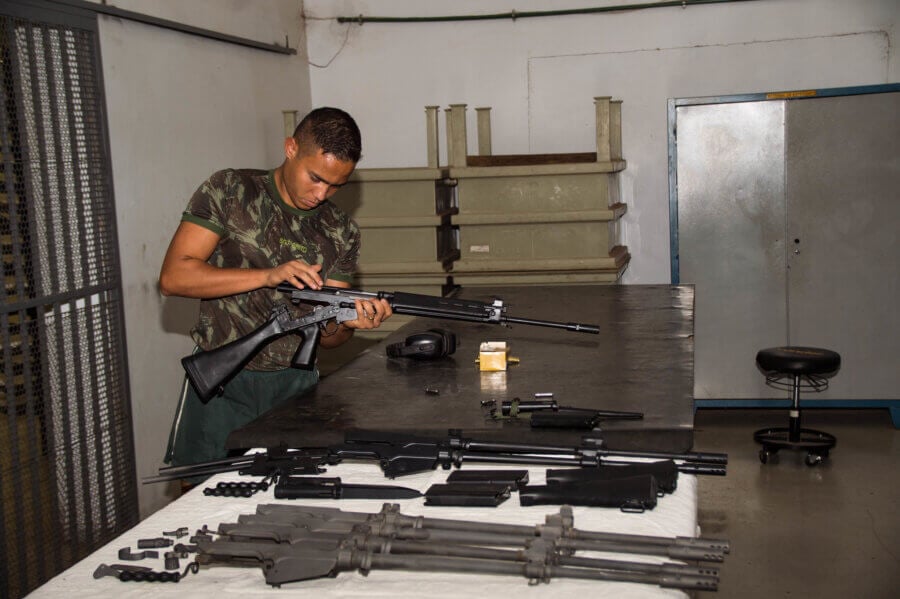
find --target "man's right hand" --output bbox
[269,261,323,290]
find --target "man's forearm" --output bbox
[159,258,270,299]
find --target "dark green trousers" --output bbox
[165,366,318,468]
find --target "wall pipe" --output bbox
[337,0,759,25]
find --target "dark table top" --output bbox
[226,284,695,453]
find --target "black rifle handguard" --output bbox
[529,409,601,430]
[546,460,679,494]
[519,475,659,512]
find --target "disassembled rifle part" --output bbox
[101,527,200,582]
[163,527,189,538]
[117,548,158,561]
[520,475,659,512]
[445,469,530,489]
[203,479,271,497]
[93,561,199,583]
[424,483,512,507]
[164,552,182,570]
[137,537,173,549]
[487,396,644,430]
[547,461,680,495]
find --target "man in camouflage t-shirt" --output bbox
[159,107,392,470]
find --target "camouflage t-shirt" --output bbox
[182,168,360,371]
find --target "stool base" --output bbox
[753,427,837,467]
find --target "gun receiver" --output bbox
[182,284,600,402]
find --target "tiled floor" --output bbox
[692,409,899,598]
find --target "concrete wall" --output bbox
[92,0,311,518]
[304,0,899,283]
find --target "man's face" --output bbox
[280,138,355,211]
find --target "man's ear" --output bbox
[284,136,299,159]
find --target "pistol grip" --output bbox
[291,324,321,370]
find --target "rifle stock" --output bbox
[182,305,295,403]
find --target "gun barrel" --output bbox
[593,447,729,465]
[677,463,728,476]
[504,315,600,334]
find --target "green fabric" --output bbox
[165,366,319,469]
[181,168,360,371]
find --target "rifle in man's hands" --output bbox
[182,284,600,403]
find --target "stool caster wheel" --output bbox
[759,449,774,464]
[805,452,824,467]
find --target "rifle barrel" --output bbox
[460,438,727,466]
[504,315,600,334]
[156,453,259,474]
[592,447,728,465]
[142,463,247,484]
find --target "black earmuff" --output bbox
[386,329,457,360]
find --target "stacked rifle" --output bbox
[195,503,728,591]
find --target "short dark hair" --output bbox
[294,107,361,163]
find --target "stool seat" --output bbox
[756,346,841,377]
[753,346,841,467]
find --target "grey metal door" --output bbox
[675,100,787,399]
[785,92,900,399]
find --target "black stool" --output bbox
[753,346,840,466]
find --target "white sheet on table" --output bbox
[27,458,698,599]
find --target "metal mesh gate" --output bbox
[1,3,138,597]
